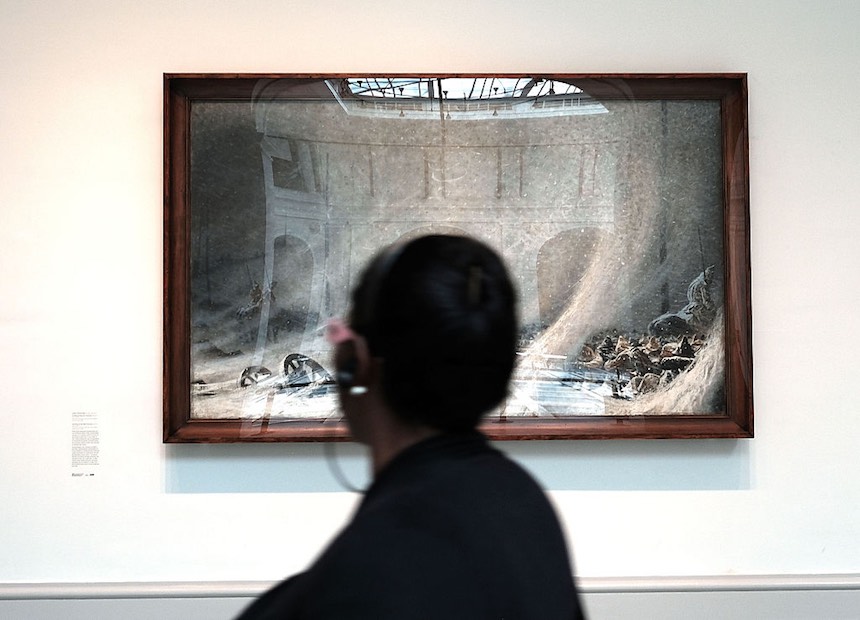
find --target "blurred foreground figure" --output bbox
[237,235,585,619]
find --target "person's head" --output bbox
[336,234,518,435]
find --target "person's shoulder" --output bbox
[450,443,560,516]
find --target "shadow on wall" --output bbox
[164,439,750,493]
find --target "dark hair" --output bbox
[350,234,518,432]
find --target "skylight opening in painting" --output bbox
[345,77,582,100]
[329,77,608,119]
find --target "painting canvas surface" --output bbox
[186,78,725,423]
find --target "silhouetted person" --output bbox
[237,234,585,619]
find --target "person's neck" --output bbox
[369,420,440,476]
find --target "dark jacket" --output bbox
[237,432,585,619]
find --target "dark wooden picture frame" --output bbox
[164,73,752,442]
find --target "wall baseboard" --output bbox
[2,575,859,620]
[579,573,860,592]
[2,573,858,599]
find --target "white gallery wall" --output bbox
[1,0,859,618]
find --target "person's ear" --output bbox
[335,333,372,395]
[327,318,374,395]
[348,334,373,395]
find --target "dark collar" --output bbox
[360,431,493,505]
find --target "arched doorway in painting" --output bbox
[536,228,606,329]
[266,235,314,355]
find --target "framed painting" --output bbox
[163,73,752,442]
